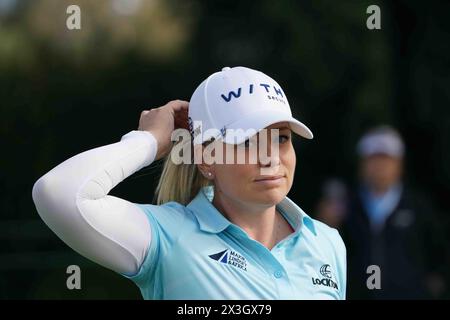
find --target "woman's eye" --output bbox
[278,135,290,144]
[242,135,289,148]
[244,139,255,148]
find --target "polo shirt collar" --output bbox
[186,185,231,233]
[187,185,316,235]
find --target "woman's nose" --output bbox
[259,153,280,167]
[258,138,281,167]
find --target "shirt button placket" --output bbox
[272,265,295,299]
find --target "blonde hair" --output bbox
[153,136,212,205]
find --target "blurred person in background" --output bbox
[341,125,448,299]
[315,179,349,230]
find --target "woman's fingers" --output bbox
[164,100,189,130]
[174,108,189,130]
[137,100,190,160]
[167,99,189,112]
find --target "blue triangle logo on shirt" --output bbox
[208,249,228,263]
[219,252,228,264]
[208,249,248,271]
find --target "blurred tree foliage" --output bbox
[0,0,448,298]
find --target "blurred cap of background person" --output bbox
[357,126,404,198]
[357,126,405,159]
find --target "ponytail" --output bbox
[153,135,211,205]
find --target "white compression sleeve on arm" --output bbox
[32,130,158,275]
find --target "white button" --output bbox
[274,270,283,278]
[222,67,231,72]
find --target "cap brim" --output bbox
[221,109,313,145]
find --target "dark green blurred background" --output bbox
[1,0,449,299]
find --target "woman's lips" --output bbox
[254,175,285,186]
[254,175,285,181]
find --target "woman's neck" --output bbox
[212,190,294,250]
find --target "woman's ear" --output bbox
[195,139,218,180]
[197,163,215,180]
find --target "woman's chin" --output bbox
[252,187,287,205]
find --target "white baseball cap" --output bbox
[357,126,405,158]
[188,66,313,145]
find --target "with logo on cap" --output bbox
[188,66,313,145]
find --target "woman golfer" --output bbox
[32,66,346,299]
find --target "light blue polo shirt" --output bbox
[122,185,347,300]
